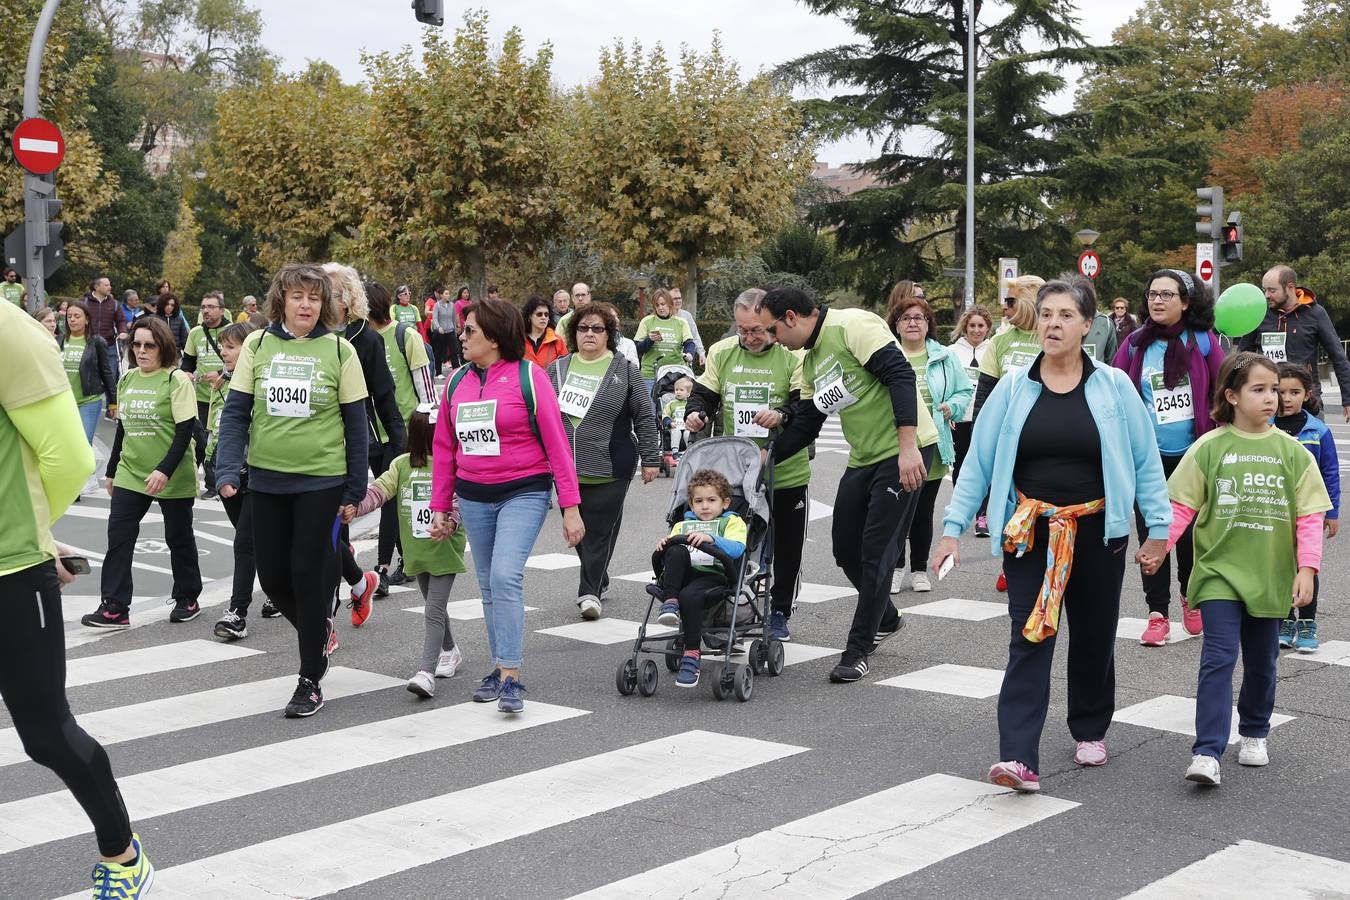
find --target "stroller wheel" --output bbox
[733,663,754,702]
[615,658,638,696]
[767,640,786,677]
[637,659,659,697]
[748,639,767,676]
[664,639,682,673]
[709,664,727,701]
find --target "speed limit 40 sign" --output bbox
[1077,249,1101,280]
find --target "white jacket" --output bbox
[949,336,992,423]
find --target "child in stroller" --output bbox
[653,469,747,687]
[661,376,694,470]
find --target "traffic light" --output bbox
[1195,186,1224,241]
[1220,211,1243,264]
[412,0,443,25]
[35,192,62,248]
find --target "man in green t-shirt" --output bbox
[182,292,229,498]
[686,287,813,644]
[0,267,25,309]
[757,286,937,684]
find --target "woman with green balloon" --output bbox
[1112,269,1227,647]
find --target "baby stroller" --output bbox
[653,362,696,476]
[615,436,782,702]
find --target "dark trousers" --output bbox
[1290,574,1319,620]
[770,484,808,615]
[657,544,727,652]
[1193,600,1280,759]
[895,477,942,572]
[101,488,202,610]
[251,487,344,681]
[371,443,401,568]
[1135,452,1193,615]
[221,490,257,614]
[1,562,132,856]
[194,400,213,487]
[832,446,934,658]
[998,514,1126,772]
[952,421,973,486]
[576,478,631,601]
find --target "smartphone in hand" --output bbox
[61,556,92,576]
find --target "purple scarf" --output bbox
[1128,319,1188,389]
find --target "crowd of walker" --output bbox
[2,261,1345,897]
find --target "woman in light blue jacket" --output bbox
[886,296,973,593]
[931,274,1171,795]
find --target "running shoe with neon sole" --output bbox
[90,833,154,899]
[435,645,463,678]
[989,761,1040,792]
[1140,614,1170,646]
[1180,597,1203,636]
[81,601,129,629]
[349,571,378,627]
[1295,620,1319,653]
[1278,618,1297,649]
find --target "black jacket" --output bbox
[1238,287,1350,398]
[344,320,406,451]
[57,332,117,406]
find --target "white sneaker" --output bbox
[578,595,602,620]
[890,571,904,595]
[434,646,463,678]
[1185,754,1221,785]
[910,572,932,592]
[1238,736,1269,767]
[406,670,436,698]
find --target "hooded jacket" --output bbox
[1238,287,1350,398]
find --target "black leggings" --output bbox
[1134,452,1193,616]
[101,488,202,611]
[895,477,942,572]
[770,485,808,615]
[1290,574,1320,620]
[252,487,344,680]
[1,562,132,857]
[221,489,257,614]
[657,544,727,652]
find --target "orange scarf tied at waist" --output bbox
[1003,492,1106,644]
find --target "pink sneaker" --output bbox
[988,761,1040,793]
[1180,598,1203,636]
[1140,614,1170,646]
[1074,740,1108,767]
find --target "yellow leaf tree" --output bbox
[564,37,815,315]
[160,198,202,290]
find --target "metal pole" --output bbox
[963,0,976,309]
[1211,239,1221,300]
[21,0,63,311]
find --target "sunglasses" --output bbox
[576,324,606,334]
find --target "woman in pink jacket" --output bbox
[430,297,584,714]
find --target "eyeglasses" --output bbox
[765,313,788,336]
[462,324,478,337]
[736,326,768,338]
[1145,290,1179,302]
[574,291,590,298]
[575,324,606,334]
[898,315,927,324]
[130,341,157,350]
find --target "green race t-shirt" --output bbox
[205,375,230,460]
[0,304,76,576]
[979,327,1041,380]
[231,329,369,477]
[635,313,692,379]
[393,302,422,326]
[558,352,613,430]
[185,324,226,404]
[375,321,430,440]
[0,282,24,308]
[801,308,938,469]
[114,367,199,498]
[902,347,948,482]
[697,336,811,490]
[668,512,749,574]
[372,453,467,576]
[61,337,99,406]
[1168,426,1332,617]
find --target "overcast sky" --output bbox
[252,0,1306,164]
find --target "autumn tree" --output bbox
[160,198,202,289]
[1212,83,1345,198]
[564,38,812,315]
[359,11,560,298]
[204,62,369,269]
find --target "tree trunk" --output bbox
[467,248,487,301]
[684,257,700,318]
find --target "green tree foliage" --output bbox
[360,11,560,299]
[779,0,1127,304]
[566,37,814,315]
[160,197,202,289]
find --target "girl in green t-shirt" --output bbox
[1143,353,1331,786]
[349,407,468,699]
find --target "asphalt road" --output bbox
[8,393,1350,899]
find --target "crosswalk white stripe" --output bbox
[1124,840,1350,897]
[0,701,589,855]
[64,640,262,688]
[0,667,399,768]
[100,730,805,900]
[571,773,1077,899]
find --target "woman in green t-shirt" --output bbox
[80,316,203,630]
[56,300,118,446]
[635,288,697,393]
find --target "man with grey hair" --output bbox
[551,289,571,326]
[683,286,811,643]
[557,282,592,351]
[237,295,258,323]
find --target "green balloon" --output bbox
[1214,283,1266,338]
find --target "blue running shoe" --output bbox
[676,654,700,687]
[657,601,681,627]
[1295,619,1319,654]
[1278,619,1297,649]
[91,833,154,898]
[767,611,791,642]
[472,668,503,703]
[498,676,526,713]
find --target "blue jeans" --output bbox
[458,490,550,670]
[1192,600,1280,760]
[77,400,102,446]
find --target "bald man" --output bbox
[1239,265,1350,421]
[557,282,592,351]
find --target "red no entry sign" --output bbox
[1077,249,1101,280]
[12,117,65,175]
[1199,258,1214,283]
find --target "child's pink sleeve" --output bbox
[1166,501,1197,553]
[1296,513,1325,571]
